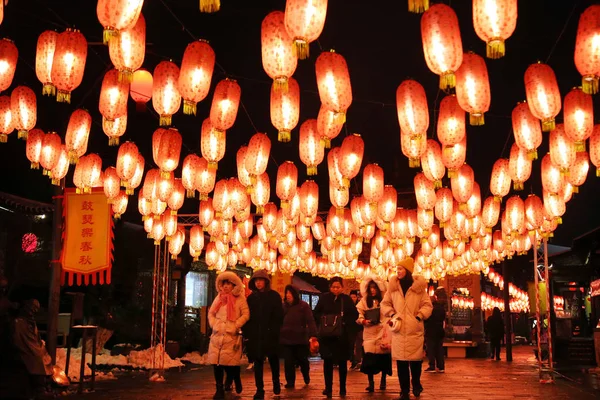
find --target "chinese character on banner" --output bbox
[61,189,114,286]
[271,272,291,299]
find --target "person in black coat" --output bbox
[424,292,446,372]
[486,307,505,361]
[280,284,317,388]
[313,277,359,398]
[243,269,284,400]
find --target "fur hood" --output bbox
[387,274,427,295]
[360,275,387,298]
[215,271,244,297]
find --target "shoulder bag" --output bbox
[318,296,344,338]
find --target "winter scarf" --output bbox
[213,293,237,322]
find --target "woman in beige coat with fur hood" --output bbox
[381,258,432,400]
[207,271,250,399]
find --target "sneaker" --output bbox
[424,367,436,372]
[437,369,445,373]
[247,363,254,370]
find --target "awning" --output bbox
[292,275,320,294]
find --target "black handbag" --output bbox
[364,307,381,325]
[318,297,344,338]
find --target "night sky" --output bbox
[0,0,599,247]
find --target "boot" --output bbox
[273,379,281,395]
[322,388,332,398]
[253,390,265,400]
[399,392,410,400]
[413,384,423,397]
[213,384,225,400]
[234,376,242,394]
[366,374,375,392]
[380,374,387,390]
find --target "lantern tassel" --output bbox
[159,115,172,127]
[513,181,524,191]
[0,134,6,143]
[293,39,310,60]
[434,180,442,190]
[541,118,555,132]
[320,137,331,149]
[447,169,457,179]
[597,167,600,178]
[199,0,221,13]
[255,205,264,216]
[51,178,61,186]
[469,113,485,126]
[336,207,344,217]
[108,137,120,146]
[572,185,579,194]
[42,83,56,97]
[273,78,289,93]
[199,193,208,201]
[439,72,456,90]
[183,100,197,116]
[527,149,538,160]
[126,188,134,195]
[334,112,346,125]
[408,0,429,13]
[56,90,71,104]
[582,75,599,95]
[103,28,117,45]
[30,162,39,170]
[278,130,291,143]
[574,141,585,152]
[186,189,195,199]
[307,165,317,176]
[67,151,79,165]
[409,158,421,168]
[486,40,505,59]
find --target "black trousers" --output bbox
[213,365,240,387]
[426,337,445,370]
[282,344,310,386]
[396,360,422,394]
[491,339,501,359]
[254,354,280,391]
[323,359,347,391]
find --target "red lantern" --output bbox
[65,109,91,163]
[401,132,427,168]
[525,194,544,231]
[210,78,241,133]
[315,51,352,123]
[0,39,17,94]
[575,6,600,94]
[490,158,511,201]
[299,180,319,217]
[103,113,127,146]
[245,132,271,178]
[482,196,500,230]
[378,185,397,224]
[414,173,436,211]
[591,125,600,177]
[567,151,589,192]
[168,178,185,214]
[10,86,36,140]
[549,124,576,173]
[26,129,44,169]
[543,190,565,223]
[96,0,143,43]
[40,132,62,175]
[340,134,364,182]
[262,11,297,91]
[524,62,561,132]
[200,118,226,170]
[99,69,128,125]
[327,147,345,189]
[152,61,181,126]
[51,29,87,103]
[299,119,324,176]
[284,0,328,59]
[276,161,298,208]
[35,31,58,96]
[317,105,343,149]
[435,188,454,227]
[116,141,139,187]
[421,4,463,89]
[0,95,12,143]
[451,164,474,206]
[182,154,201,198]
[512,101,542,160]
[50,145,69,186]
[437,95,465,148]
[541,154,563,195]
[455,52,490,126]
[189,225,204,260]
[178,40,215,116]
[422,139,445,188]
[563,87,593,151]
[236,146,252,188]
[472,0,518,59]
[130,69,152,108]
[153,128,182,176]
[271,77,300,143]
[251,172,270,215]
[363,164,384,204]
[396,80,429,138]
[442,134,466,177]
[330,184,349,212]
[508,144,532,191]
[465,182,481,219]
[108,13,145,82]
[79,154,103,193]
[103,167,120,201]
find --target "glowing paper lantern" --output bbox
[251,172,270,214]
[182,154,201,198]
[549,124,576,173]
[26,129,44,168]
[563,87,593,151]
[65,109,91,164]
[10,86,36,140]
[315,51,353,123]
[245,132,271,178]
[51,29,87,103]
[317,105,343,148]
[79,153,103,193]
[153,128,182,176]
[524,62,561,132]
[99,69,128,125]
[437,95,466,148]
[200,118,226,170]
[567,151,590,192]
[276,161,298,208]
[451,164,474,206]
[0,39,17,94]
[209,78,241,134]
[472,0,518,59]
[421,4,463,89]
[130,69,152,108]
[284,0,328,59]
[261,11,297,91]
[481,195,500,231]
[396,80,429,138]
[40,132,62,175]
[296,119,325,178]
[525,194,544,231]
[152,61,181,126]
[168,178,185,214]
[455,52,490,126]
[96,0,144,43]
[378,185,397,225]
[35,31,58,96]
[401,132,427,168]
[363,164,384,204]
[271,77,300,142]
[512,101,542,160]
[0,95,12,143]
[103,167,121,201]
[465,182,481,219]
[178,40,215,116]
[541,154,563,195]
[591,125,600,177]
[441,135,466,178]
[339,134,364,183]
[421,139,445,188]
[299,180,319,217]
[108,13,145,82]
[435,188,454,227]
[103,114,127,146]
[508,144,532,191]
[50,145,69,186]
[575,5,600,94]
[490,159,511,201]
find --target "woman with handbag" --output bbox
[381,258,432,400]
[356,276,392,393]
[313,277,358,398]
[206,271,250,400]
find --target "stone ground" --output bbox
[65,346,600,400]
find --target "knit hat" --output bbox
[397,257,414,274]
[248,269,271,291]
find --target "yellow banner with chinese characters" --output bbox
[61,189,114,286]
[271,271,292,299]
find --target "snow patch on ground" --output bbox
[180,351,207,365]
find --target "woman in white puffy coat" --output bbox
[381,258,432,400]
[207,271,250,399]
[356,276,392,393]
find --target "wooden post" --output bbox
[503,261,513,362]
[47,184,63,364]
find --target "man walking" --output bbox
[244,270,284,399]
[424,289,446,373]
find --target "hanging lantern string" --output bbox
[545,2,579,64]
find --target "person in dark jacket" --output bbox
[349,289,363,370]
[280,285,317,389]
[486,307,505,361]
[243,269,284,400]
[313,277,359,398]
[424,291,446,372]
